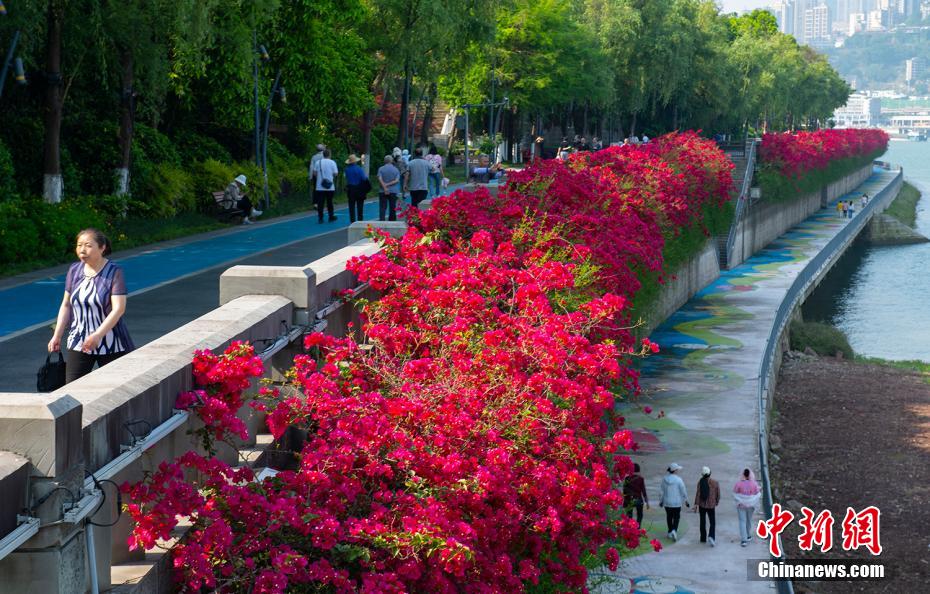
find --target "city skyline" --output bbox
[719,0,776,13]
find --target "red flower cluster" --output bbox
[123,133,732,592]
[759,128,889,179]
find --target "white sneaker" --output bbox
[671,530,677,542]
[251,208,263,217]
[708,537,715,547]
[741,541,748,547]
[242,217,253,225]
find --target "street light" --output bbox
[1,29,26,99]
[261,70,285,211]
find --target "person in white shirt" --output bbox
[308,144,325,207]
[312,149,339,223]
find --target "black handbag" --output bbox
[360,178,372,194]
[37,351,67,392]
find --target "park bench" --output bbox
[212,190,245,222]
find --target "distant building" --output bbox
[833,93,883,128]
[804,4,832,45]
[906,58,920,83]
[867,9,885,29]
[848,12,867,34]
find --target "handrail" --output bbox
[724,138,758,265]
[755,164,902,594]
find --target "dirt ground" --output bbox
[772,353,930,593]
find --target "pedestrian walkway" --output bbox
[589,166,900,593]
[0,196,435,340]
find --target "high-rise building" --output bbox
[774,1,795,35]
[805,3,832,44]
[848,11,867,33]
[906,58,920,82]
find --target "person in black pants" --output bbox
[693,466,721,547]
[623,463,650,524]
[312,149,338,223]
[343,154,369,223]
[49,228,134,383]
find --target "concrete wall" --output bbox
[729,163,874,268]
[643,239,720,336]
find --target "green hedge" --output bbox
[757,150,883,202]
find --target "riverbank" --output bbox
[884,181,921,228]
[772,353,930,593]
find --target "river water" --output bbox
[801,141,930,362]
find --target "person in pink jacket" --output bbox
[733,468,761,547]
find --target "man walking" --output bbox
[312,149,338,223]
[405,147,431,209]
[309,143,325,210]
[623,463,650,525]
[377,155,401,221]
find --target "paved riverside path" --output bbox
[591,167,900,594]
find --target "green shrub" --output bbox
[0,139,16,199]
[191,159,238,210]
[131,163,196,218]
[789,320,854,359]
[133,124,181,166]
[175,130,233,164]
[757,151,883,202]
[0,196,107,268]
[371,125,398,162]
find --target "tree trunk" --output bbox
[116,48,134,196]
[672,105,679,131]
[630,113,638,137]
[420,84,436,145]
[42,0,64,203]
[398,59,411,148]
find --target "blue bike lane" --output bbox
[0,201,387,340]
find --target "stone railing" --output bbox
[0,222,408,594]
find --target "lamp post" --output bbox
[261,69,285,211]
[0,29,26,99]
[252,33,270,166]
[461,96,509,182]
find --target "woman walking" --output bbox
[623,463,650,525]
[48,229,134,383]
[659,462,689,541]
[693,466,721,546]
[426,145,444,199]
[734,468,762,547]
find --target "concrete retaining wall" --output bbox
[729,163,874,268]
[643,239,720,336]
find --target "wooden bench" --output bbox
[212,191,245,222]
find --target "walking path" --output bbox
[590,166,900,593]
[0,196,439,341]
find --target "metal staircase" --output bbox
[717,138,757,269]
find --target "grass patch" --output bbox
[853,355,930,375]
[884,181,921,228]
[789,320,854,359]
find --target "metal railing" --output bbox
[723,138,758,267]
[755,164,902,594]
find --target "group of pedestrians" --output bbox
[308,143,448,224]
[837,193,869,219]
[624,463,761,547]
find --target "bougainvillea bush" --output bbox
[757,128,889,201]
[123,133,734,593]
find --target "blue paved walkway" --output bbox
[0,201,390,338]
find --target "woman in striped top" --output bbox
[48,228,134,383]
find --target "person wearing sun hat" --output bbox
[693,466,721,547]
[223,174,262,225]
[659,462,689,542]
[344,154,370,223]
